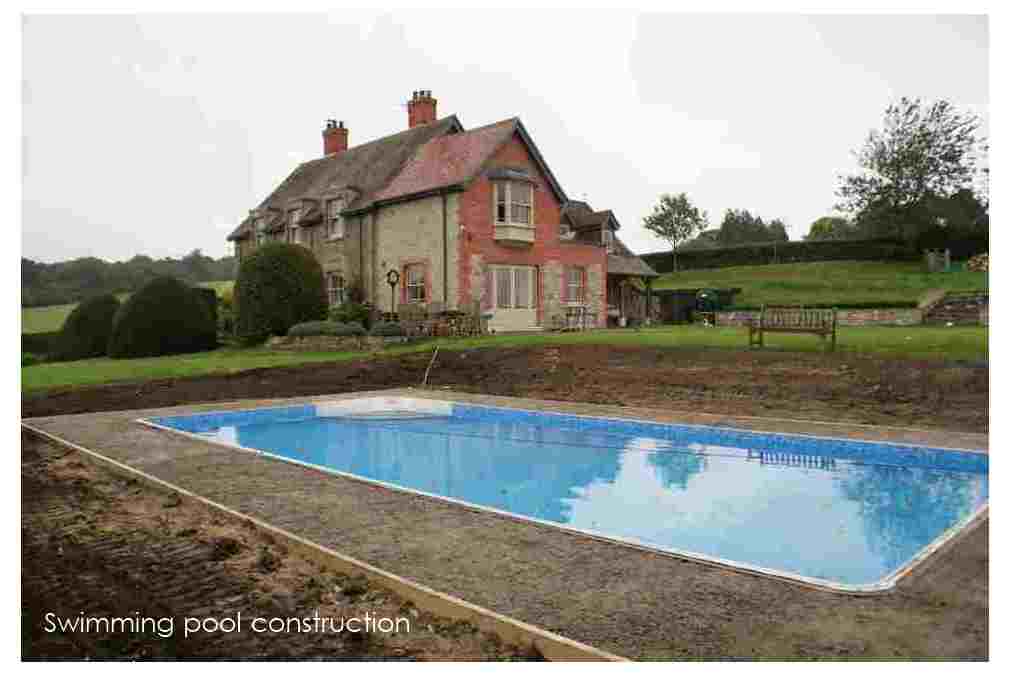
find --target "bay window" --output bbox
[494,181,533,226]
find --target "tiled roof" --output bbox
[229,116,463,240]
[373,118,518,203]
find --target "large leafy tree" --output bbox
[836,97,986,240]
[804,216,860,241]
[642,193,709,272]
[716,209,789,245]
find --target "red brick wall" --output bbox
[457,131,606,325]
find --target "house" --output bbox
[227,90,659,332]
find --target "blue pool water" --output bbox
[149,401,988,588]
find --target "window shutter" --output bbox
[560,266,568,304]
[581,267,588,305]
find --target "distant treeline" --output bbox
[22,249,235,308]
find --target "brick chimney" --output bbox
[407,90,437,128]
[322,119,348,155]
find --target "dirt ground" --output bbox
[21,345,989,660]
[21,432,538,660]
[22,345,988,433]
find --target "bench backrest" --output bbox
[761,306,836,329]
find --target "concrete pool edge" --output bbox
[135,391,988,596]
[21,421,627,663]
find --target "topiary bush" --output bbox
[54,293,121,360]
[369,321,405,337]
[329,301,371,329]
[234,243,328,343]
[107,276,217,358]
[287,321,364,338]
[21,331,61,357]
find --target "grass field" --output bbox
[654,261,987,307]
[21,281,234,334]
[21,325,987,394]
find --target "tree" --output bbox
[836,97,986,241]
[234,242,328,343]
[54,293,121,360]
[715,209,789,245]
[107,277,217,358]
[642,193,708,272]
[805,216,859,241]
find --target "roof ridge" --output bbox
[299,114,463,169]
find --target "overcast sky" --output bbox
[21,12,989,263]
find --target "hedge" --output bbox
[369,321,406,337]
[234,243,328,343]
[726,301,919,311]
[22,331,61,357]
[54,293,121,360]
[643,238,921,273]
[287,321,365,337]
[108,276,218,358]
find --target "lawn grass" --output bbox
[654,261,988,307]
[21,325,987,394]
[21,281,234,334]
[21,303,79,335]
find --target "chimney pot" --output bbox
[323,119,349,155]
[407,89,437,128]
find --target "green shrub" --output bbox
[641,238,920,273]
[287,320,364,338]
[21,331,61,357]
[329,301,371,329]
[108,277,217,358]
[54,293,121,360]
[369,321,405,337]
[726,300,918,311]
[192,287,218,332]
[21,352,42,367]
[234,243,328,343]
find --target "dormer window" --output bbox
[494,181,533,226]
[255,217,267,246]
[604,230,615,253]
[559,222,573,240]
[287,208,301,245]
[327,198,345,240]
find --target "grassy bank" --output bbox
[654,261,987,307]
[21,325,987,395]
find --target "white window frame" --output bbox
[327,272,345,307]
[405,264,427,303]
[566,266,585,305]
[490,265,535,310]
[493,181,533,226]
[327,199,345,240]
[286,208,300,244]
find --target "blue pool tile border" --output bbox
[149,404,316,435]
[146,399,987,475]
[450,404,988,475]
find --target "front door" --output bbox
[487,265,538,332]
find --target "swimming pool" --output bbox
[144,396,988,592]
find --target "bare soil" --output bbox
[22,346,988,433]
[21,433,538,660]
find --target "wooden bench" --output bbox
[748,306,837,351]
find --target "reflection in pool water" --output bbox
[180,413,988,587]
